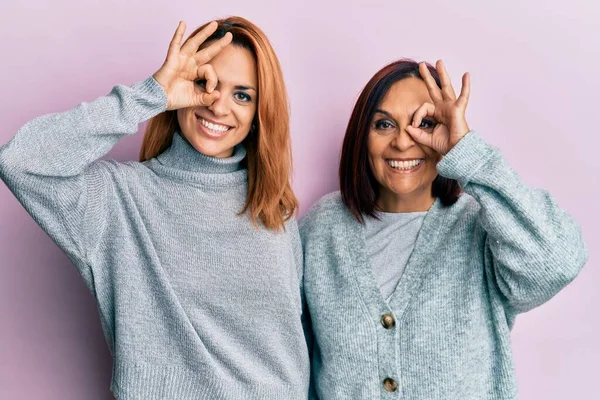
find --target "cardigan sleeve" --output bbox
[0,77,167,273]
[436,132,588,314]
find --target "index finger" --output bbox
[180,21,219,56]
[194,32,233,65]
[419,62,443,103]
[167,21,186,59]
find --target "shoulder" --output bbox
[299,191,350,238]
[300,191,345,224]
[284,216,301,241]
[80,160,158,200]
[456,191,480,215]
[441,191,483,236]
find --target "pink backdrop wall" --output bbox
[1,1,598,399]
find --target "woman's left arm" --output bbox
[407,60,588,314]
[437,131,588,313]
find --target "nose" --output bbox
[391,126,416,151]
[207,92,230,117]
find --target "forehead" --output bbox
[378,77,432,112]
[205,44,257,87]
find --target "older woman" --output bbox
[0,17,309,400]
[300,59,588,399]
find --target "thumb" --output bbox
[406,125,434,148]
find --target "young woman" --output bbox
[300,59,588,399]
[0,17,309,400]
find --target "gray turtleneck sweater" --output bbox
[0,77,310,400]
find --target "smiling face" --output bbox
[177,44,258,159]
[367,77,442,212]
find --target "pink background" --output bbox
[0,1,598,399]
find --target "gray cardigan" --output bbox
[300,132,588,400]
[0,77,310,400]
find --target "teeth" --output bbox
[200,118,230,133]
[387,159,423,170]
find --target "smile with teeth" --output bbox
[198,117,232,134]
[386,159,424,171]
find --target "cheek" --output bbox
[367,156,378,180]
[178,108,198,125]
[366,139,380,176]
[423,146,442,163]
[421,147,442,173]
[421,157,441,187]
[176,109,185,126]
[367,134,385,161]
[236,105,256,128]
[177,109,195,137]
[369,140,393,176]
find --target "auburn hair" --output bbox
[339,59,461,223]
[140,16,297,231]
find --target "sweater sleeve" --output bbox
[297,216,319,400]
[289,218,314,359]
[436,132,588,314]
[0,77,167,274]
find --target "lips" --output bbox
[195,114,233,138]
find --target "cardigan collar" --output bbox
[344,195,469,317]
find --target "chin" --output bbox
[386,178,420,193]
[181,122,247,159]
[200,146,233,158]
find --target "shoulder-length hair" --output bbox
[339,58,461,223]
[140,16,297,231]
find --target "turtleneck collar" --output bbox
[157,131,246,173]
[149,132,248,186]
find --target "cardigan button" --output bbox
[380,313,396,329]
[383,377,398,392]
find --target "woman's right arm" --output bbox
[0,20,232,268]
[0,77,167,266]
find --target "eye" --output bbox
[233,91,252,103]
[418,118,436,129]
[195,79,207,91]
[374,119,395,130]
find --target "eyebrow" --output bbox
[207,79,257,92]
[234,85,256,92]
[374,109,394,118]
[374,108,435,121]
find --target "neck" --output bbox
[376,188,435,213]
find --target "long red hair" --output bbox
[140,16,297,231]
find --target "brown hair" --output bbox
[140,16,297,231]
[339,59,461,223]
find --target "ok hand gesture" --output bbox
[153,21,232,111]
[406,60,471,155]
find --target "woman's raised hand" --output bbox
[406,60,471,155]
[153,21,232,111]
